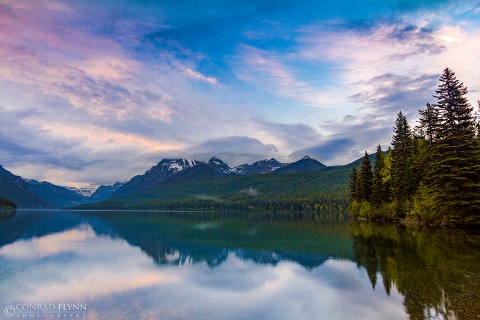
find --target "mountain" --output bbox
[207,157,232,175]
[88,182,124,203]
[0,166,53,209]
[166,162,228,184]
[232,158,285,175]
[273,156,327,174]
[26,179,87,208]
[111,159,200,198]
[72,152,387,212]
[73,162,352,212]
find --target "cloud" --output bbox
[232,44,345,107]
[291,138,356,164]
[297,19,480,108]
[187,136,279,166]
[183,68,219,85]
[239,187,259,196]
[349,73,439,117]
[253,120,322,149]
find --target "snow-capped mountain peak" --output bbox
[232,158,286,175]
[207,157,232,174]
[208,156,226,165]
[112,158,202,197]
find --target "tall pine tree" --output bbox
[417,103,439,145]
[358,151,373,202]
[428,68,480,225]
[349,167,358,202]
[390,111,415,217]
[371,145,385,208]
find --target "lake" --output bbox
[0,210,478,320]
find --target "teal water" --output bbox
[0,210,478,320]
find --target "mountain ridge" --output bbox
[1,153,370,209]
[0,166,54,209]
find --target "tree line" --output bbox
[348,68,480,227]
[0,197,16,218]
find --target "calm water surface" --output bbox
[0,210,478,320]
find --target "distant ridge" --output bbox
[0,166,53,209]
[88,182,124,203]
[26,179,86,208]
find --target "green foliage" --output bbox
[426,68,480,226]
[408,182,438,224]
[348,167,357,202]
[381,148,392,184]
[354,152,373,202]
[371,145,385,207]
[348,68,480,227]
[347,200,371,219]
[391,111,416,209]
[416,102,439,145]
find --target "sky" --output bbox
[1,0,479,187]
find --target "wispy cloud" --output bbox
[183,68,220,85]
[233,44,345,107]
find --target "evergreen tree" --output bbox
[354,169,363,202]
[391,111,415,209]
[428,68,480,225]
[358,151,373,202]
[348,167,358,202]
[371,145,385,207]
[381,147,392,202]
[417,103,439,145]
[476,101,480,139]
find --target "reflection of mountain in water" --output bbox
[350,221,480,320]
[90,211,352,270]
[0,211,353,271]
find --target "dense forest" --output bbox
[348,68,480,227]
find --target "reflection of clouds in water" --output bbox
[149,256,406,320]
[0,226,180,303]
[0,224,95,259]
[0,226,406,320]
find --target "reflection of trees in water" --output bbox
[349,221,480,320]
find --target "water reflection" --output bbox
[0,211,478,319]
[350,221,480,319]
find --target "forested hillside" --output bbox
[75,165,352,212]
